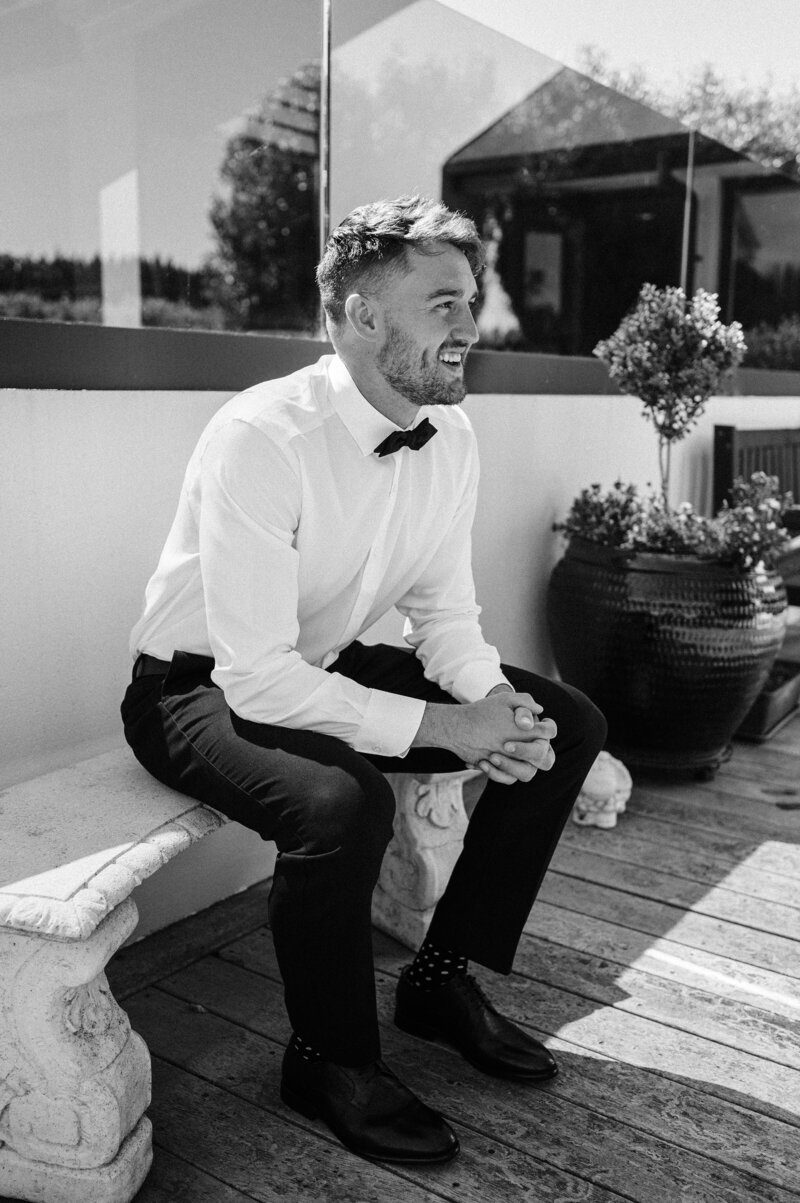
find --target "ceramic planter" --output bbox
[546,539,787,776]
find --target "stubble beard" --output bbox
[377,321,466,409]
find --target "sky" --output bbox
[442,0,800,91]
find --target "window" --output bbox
[724,177,800,369]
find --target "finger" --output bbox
[486,753,537,783]
[478,759,519,784]
[505,692,543,716]
[513,712,556,738]
[502,739,556,771]
[486,767,524,784]
[513,707,536,731]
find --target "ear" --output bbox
[344,292,381,342]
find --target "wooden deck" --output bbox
[108,689,800,1202]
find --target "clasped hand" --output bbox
[465,690,557,786]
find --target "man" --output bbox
[122,196,606,1166]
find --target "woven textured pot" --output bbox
[546,539,787,775]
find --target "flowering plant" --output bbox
[555,472,793,571]
[557,284,793,572]
[594,284,746,503]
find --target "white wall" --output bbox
[1,388,274,939]
[4,384,800,935]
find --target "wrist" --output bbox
[412,701,455,749]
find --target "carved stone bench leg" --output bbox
[372,770,484,950]
[0,898,152,1203]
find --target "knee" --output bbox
[554,682,607,755]
[297,767,395,863]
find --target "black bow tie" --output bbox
[374,417,438,457]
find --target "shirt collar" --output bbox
[326,354,426,457]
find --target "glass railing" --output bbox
[3,0,800,372]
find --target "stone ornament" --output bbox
[571,751,633,828]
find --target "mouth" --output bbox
[438,347,467,373]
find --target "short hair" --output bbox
[316,195,485,325]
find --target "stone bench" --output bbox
[0,748,489,1203]
[0,749,230,1203]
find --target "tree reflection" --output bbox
[207,62,320,333]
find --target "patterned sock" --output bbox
[405,937,468,990]
[290,1032,323,1062]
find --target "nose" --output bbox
[453,301,478,347]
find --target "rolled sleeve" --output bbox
[451,664,513,704]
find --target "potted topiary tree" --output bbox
[547,284,793,777]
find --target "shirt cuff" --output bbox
[450,663,512,703]
[356,689,427,757]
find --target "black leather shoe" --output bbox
[395,967,558,1081]
[280,1040,459,1164]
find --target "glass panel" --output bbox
[330,1,693,355]
[0,0,322,333]
[8,1,795,360]
[726,176,800,369]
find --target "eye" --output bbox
[436,300,454,311]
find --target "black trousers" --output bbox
[120,642,606,1064]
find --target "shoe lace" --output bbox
[459,972,497,1015]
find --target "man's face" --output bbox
[374,244,479,408]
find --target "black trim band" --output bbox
[2,317,800,396]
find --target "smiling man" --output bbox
[122,196,606,1166]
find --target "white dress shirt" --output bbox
[130,354,509,757]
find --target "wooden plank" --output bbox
[109,877,272,999]
[639,778,800,817]
[131,988,626,1203]
[130,1146,252,1202]
[157,953,292,1040]
[559,820,800,913]
[626,782,800,837]
[718,742,800,783]
[564,811,800,884]
[537,872,800,977]
[144,954,800,1197]
[549,844,800,934]
[510,927,800,1069]
[525,900,800,1020]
